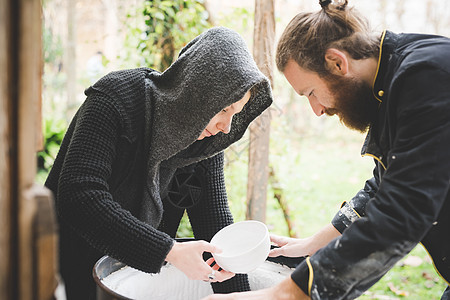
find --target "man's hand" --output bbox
[269,235,313,258]
[165,240,234,282]
[270,224,341,258]
[201,277,310,300]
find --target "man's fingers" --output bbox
[268,247,283,257]
[270,234,287,246]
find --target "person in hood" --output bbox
[45,27,273,300]
[204,0,450,300]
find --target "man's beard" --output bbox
[322,73,379,133]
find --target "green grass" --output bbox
[360,245,447,299]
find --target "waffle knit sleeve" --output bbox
[187,152,251,293]
[55,91,174,273]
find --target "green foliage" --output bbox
[123,0,211,71]
[176,212,194,238]
[42,23,66,100]
[214,6,254,38]
[38,15,67,184]
[43,25,63,65]
[37,117,67,174]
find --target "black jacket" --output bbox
[291,31,450,299]
[45,27,273,299]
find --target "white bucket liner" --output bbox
[102,260,294,300]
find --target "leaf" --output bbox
[400,255,422,267]
[422,271,433,281]
[164,7,176,17]
[387,282,409,297]
[154,11,165,20]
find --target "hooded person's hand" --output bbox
[165,240,235,282]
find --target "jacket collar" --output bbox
[361,30,398,168]
[372,30,400,104]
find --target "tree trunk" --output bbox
[246,0,275,222]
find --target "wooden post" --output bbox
[17,0,44,298]
[246,0,275,222]
[0,0,58,299]
[33,185,58,300]
[0,0,14,298]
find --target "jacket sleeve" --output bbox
[187,152,251,293]
[331,174,378,233]
[291,67,450,299]
[54,92,174,274]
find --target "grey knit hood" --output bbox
[87,27,273,226]
[145,26,273,164]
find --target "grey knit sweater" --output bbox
[45,27,273,299]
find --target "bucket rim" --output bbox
[92,255,134,300]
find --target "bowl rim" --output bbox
[211,220,269,259]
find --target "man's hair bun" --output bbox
[319,0,348,11]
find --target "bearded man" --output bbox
[204,0,450,299]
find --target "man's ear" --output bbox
[324,48,348,75]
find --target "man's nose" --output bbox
[309,98,325,116]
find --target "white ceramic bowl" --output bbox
[210,220,270,274]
